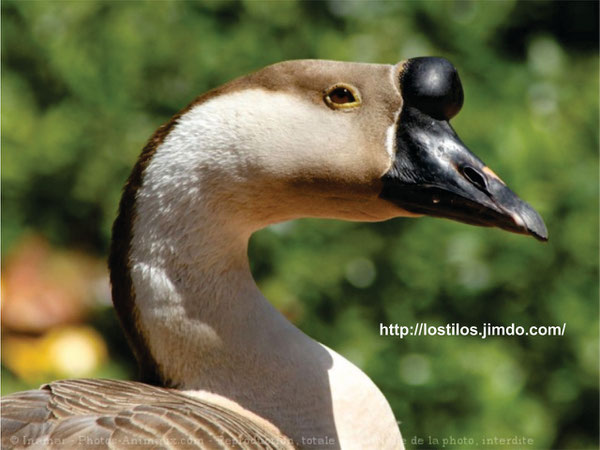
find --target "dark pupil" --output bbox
[330,88,355,104]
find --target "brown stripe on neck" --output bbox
[108,116,176,386]
[108,89,230,386]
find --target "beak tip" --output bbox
[530,227,549,242]
[531,225,549,242]
[518,207,548,242]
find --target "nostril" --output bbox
[462,166,488,191]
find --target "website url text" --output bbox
[379,322,566,339]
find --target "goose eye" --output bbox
[330,88,354,104]
[324,85,361,109]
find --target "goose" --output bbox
[1,57,547,450]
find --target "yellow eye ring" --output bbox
[324,84,362,110]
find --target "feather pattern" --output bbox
[1,379,294,449]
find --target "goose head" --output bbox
[112,57,547,393]
[157,57,547,239]
[1,58,549,450]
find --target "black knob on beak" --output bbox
[383,57,548,241]
[400,57,464,121]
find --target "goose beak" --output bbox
[380,105,548,241]
[380,57,547,241]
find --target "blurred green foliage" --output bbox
[2,1,598,449]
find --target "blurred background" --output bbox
[2,1,598,448]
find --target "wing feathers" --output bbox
[1,379,294,449]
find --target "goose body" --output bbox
[1,58,547,449]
